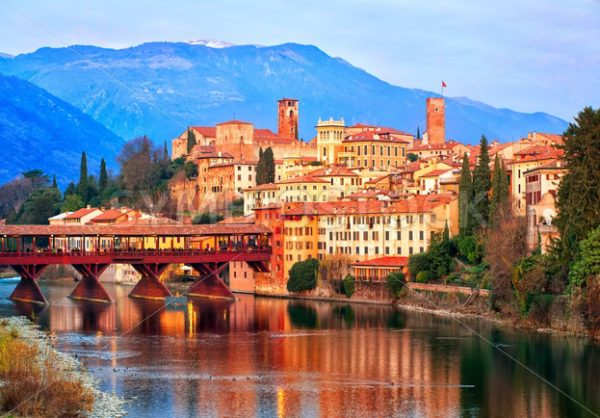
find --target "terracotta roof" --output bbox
[524,159,567,174]
[64,207,101,220]
[0,224,271,236]
[244,183,278,191]
[190,126,216,137]
[420,169,454,178]
[353,256,409,267]
[89,209,130,222]
[365,174,390,184]
[218,215,255,224]
[348,123,413,137]
[345,189,390,200]
[343,131,410,144]
[278,175,329,184]
[216,120,253,126]
[307,166,358,177]
[254,128,296,145]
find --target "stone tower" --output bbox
[278,98,299,139]
[426,97,445,145]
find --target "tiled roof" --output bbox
[0,224,271,236]
[89,209,133,222]
[353,256,409,267]
[216,120,253,125]
[244,183,278,191]
[278,175,330,184]
[190,126,216,137]
[343,131,410,144]
[218,215,255,224]
[64,207,101,220]
[348,123,413,137]
[307,166,358,177]
[420,169,454,178]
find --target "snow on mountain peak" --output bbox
[186,39,234,48]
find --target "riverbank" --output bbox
[0,316,125,417]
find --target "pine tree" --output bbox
[416,126,421,140]
[186,128,197,154]
[555,106,600,267]
[52,174,58,189]
[256,147,266,185]
[490,154,509,223]
[458,152,473,236]
[78,152,88,203]
[472,135,491,228]
[264,147,275,184]
[99,158,108,194]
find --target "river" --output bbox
[0,278,598,417]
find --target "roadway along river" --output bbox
[0,278,599,417]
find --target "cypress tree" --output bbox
[472,135,491,228]
[163,141,169,161]
[99,158,108,194]
[490,154,509,223]
[458,152,473,236]
[52,174,58,189]
[256,147,266,185]
[187,128,197,154]
[555,107,600,266]
[78,152,88,203]
[416,126,421,140]
[264,147,275,184]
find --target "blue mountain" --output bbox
[0,73,124,185]
[0,42,568,146]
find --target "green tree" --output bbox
[385,272,405,297]
[64,181,76,196]
[186,128,197,154]
[407,153,418,162]
[555,107,600,270]
[78,152,88,203]
[287,259,319,292]
[489,154,509,223]
[163,141,169,161]
[61,194,85,212]
[409,252,431,277]
[458,152,473,236]
[12,188,61,224]
[184,161,198,179]
[472,136,491,228]
[569,225,600,290]
[52,174,58,189]
[256,147,266,185]
[22,169,48,188]
[342,274,356,298]
[264,147,275,183]
[416,126,421,140]
[192,212,224,224]
[99,158,108,194]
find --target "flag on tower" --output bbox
[442,80,447,88]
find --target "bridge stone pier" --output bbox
[0,224,271,304]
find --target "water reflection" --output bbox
[0,279,598,417]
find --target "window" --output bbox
[409,231,413,240]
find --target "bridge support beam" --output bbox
[9,265,48,305]
[70,264,112,303]
[129,264,172,300]
[187,263,234,301]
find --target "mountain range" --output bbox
[0,73,123,185]
[0,42,569,148]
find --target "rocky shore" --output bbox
[2,316,126,417]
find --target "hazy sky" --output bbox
[1,0,598,120]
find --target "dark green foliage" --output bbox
[569,225,600,290]
[10,187,61,224]
[287,259,319,292]
[64,181,76,196]
[51,174,57,189]
[78,152,88,203]
[472,135,491,228]
[184,161,198,179]
[309,161,322,166]
[256,148,266,185]
[489,154,509,223]
[229,198,244,217]
[416,126,421,139]
[163,141,169,161]
[22,169,48,188]
[555,107,600,274]
[342,274,356,298]
[186,128,196,154]
[192,212,224,224]
[263,147,275,183]
[61,194,84,212]
[99,158,108,194]
[409,253,431,277]
[385,272,405,297]
[416,271,432,283]
[458,153,473,235]
[456,235,482,264]
[407,153,419,162]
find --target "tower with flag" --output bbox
[441,80,447,97]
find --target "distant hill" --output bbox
[0,42,568,145]
[0,74,124,185]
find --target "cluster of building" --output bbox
[167,97,566,293]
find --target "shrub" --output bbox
[287,259,319,292]
[456,235,482,264]
[385,272,405,297]
[342,274,356,298]
[0,337,94,416]
[409,253,431,277]
[445,272,462,284]
[192,212,224,224]
[416,271,432,283]
[569,225,600,291]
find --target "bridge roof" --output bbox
[0,224,271,237]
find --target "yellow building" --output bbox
[342,130,408,170]
[316,118,346,165]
